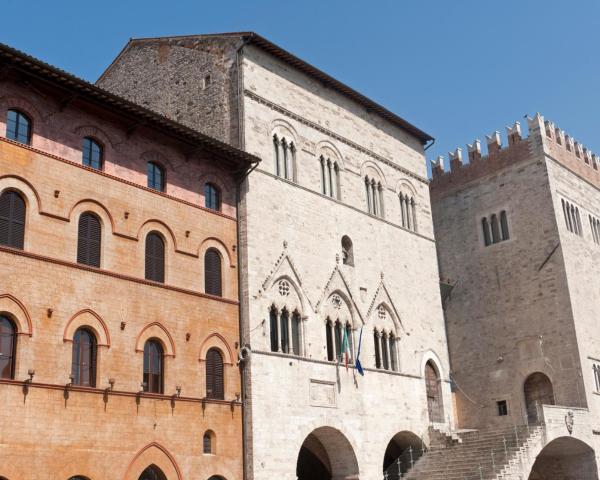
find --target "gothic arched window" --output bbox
[143,339,164,394]
[71,327,97,387]
[0,315,17,379]
[206,348,224,400]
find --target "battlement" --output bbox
[430,113,599,197]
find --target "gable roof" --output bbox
[100,32,434,144]
[0,41,260,172]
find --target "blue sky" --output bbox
[3,0,599,170]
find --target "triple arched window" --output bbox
[273,134,295,181]
[482,210,510,246]
[0,190,26,249]
[82,137,103,170]
[399,192,417,232]
[77,212,101,267]
[205,348,224,400]
[325,318,353,363]
[320,155,340,199]
[71,327,97,387]
[204,248,222,297]
[269,305,302,355]
[373,328,397,371]
[365,176,384,217]
[0,315,17,379]
[6,109,31,145]
[145,232,165,283]
[562,199,582,237]
[143,339,164,394]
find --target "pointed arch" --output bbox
[316,140,346,171]
[135,322,176,358]
[198,332,234,366]
[123,442,182,480]
[63,308,110,347]
[360,160,387,188]
[0,293,32,336]
[420,350,445,380]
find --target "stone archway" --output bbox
[296,426,359,480]
[383,431,423,479]
[524,372,554,424]
[528,436,598,480]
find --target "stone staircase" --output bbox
[388,424,545,480]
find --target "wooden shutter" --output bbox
[145,233,165,283]
[0,191,25,249]
[204,249,222,296]
[206,348,224,399]
[77,213,101,267]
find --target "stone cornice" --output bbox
[244,89,429,185]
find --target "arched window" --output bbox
[269,305,279,352]
[320,156,340,199]
[0,190,25,249]
[145,232,165,283]
[77,212,101,267]
[147,162,165,192]
[374,329,381,369]
[345,322,353,363]
[273,134,295,181]
[204,183,221,211]
[71,327,97,387]
[482,217,491,246]
[280,307,289,354]
[389,334,398,372]
[206,348,224,400]
[139,465,167,480]
[500,210,510,240]
[524,372,555,424]
[381,332,389,370]
[490,214,501,243]
[341,235,354,266]
[203,430,215,454]
[82,137,103,170]
[365,176,384,217]
[143,339,164,394]
[400,193,417,232]
[326,319,335,361]
[0,315,17,379]
[425,361,444,423]
[204,248,222,297]
[68,477,91,480]
[334,320,343,360]
[6,109,31,144]
[291,310,301,355]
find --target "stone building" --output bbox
[428,115,600,478]
[0,43,258,480]
[98,32,455,480]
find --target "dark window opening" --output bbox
[497,400,508,416]
[77,212,101,267]
[206,348,224,400]
[82,137,103,170]
[204,183,221,211]
[204,248,222,296]
[145,232,165,283]
[147,161,165,192]
[0,190,25,249]
[143,339,164,394]
[6,109,31,145]
[71,327,97,387]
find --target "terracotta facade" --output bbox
[0,45,257,480]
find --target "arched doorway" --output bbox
[296,426,359,480]
[524,372,554,424]
[528,436,598,479]
[383,431,423,479]
[139,465,167,480]
[425,361,444,423]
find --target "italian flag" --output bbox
[340,327,350,371]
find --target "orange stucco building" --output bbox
[0,43,258,480]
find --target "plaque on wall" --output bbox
[309,379,337,408]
